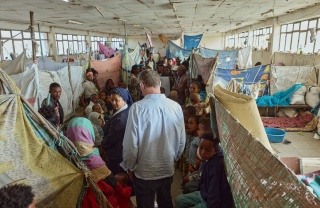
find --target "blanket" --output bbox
[261,113,315,129]
[257,84,303,107]
[298,170,320,199]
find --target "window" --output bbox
[225,34,235,48]
[253,27,272,50]
[55,34,86,55]
[279,18,320,54]
[106,38,124,50]
[238,31,248,48]
[91,36,108,52]
[0,29,48,61]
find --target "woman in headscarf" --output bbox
[105,79,115,95]
[102,87,133,175]
[67,117,119,208]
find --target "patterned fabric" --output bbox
[0,68,83,207]
[67,117,111,182]
[213,96,320,207]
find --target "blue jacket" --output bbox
[102,107,129,161]
[199,146,234,208]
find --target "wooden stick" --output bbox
[30,11,36,61]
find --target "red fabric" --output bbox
[82,181,119,208]
[114,183,132,208]
[262,113,314,128]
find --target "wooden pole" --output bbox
[67,49,75,114]
[37,23,44,57]
[30,11,36,61]
[124,23,128,86]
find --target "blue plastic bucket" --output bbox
[265,127,286,143]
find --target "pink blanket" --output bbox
[90,54,122,90]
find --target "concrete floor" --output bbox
[271,132,320,157]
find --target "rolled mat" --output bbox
[214,84,273,153]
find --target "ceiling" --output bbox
[0,0,319,36]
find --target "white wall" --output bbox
[199,33,225,50]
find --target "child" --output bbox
[119,80,127,89]
[89,105,105,147]
[187,93,209,116]
[184,88,190,106]
[0,184,36,208]
[188,117,211,172]
[115,173,132,208]
[176,132,234,208]
[104,94,114,120]
[182,117,212,193]
[128,77,141,102]
[183,106,196,128]
[38,105,58,126]
[189,81,207,102]
[184,115,200,177]
[157,64,164,75]
[182,151,202,194]
[160,87,166,94]
[99,91,107,113]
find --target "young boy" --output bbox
[176,131,234,208]
[114,173,132,208]
[99,91,107,113]
[41,82,64,125]
[0,184,36,208]
[104,94,114,120]
[182,117,212,194]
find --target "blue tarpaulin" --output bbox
[184,34,203,50]
[166,40,192,60]
[215,65,270,96]
[199,48,238,70]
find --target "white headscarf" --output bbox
[88,112,103,127]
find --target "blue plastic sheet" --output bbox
[199,48,238,69]
[166,40,192,60]
[215,65,270,96]
[184,34,203,50]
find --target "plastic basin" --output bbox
[265,127,286,143]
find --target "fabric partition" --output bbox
[238,47,252,69]
[214,84,273,153]
[98,42,116,58]
[91,53,122,89]
[166,40,192,60]
[9,64,39,108]
[215,65,270,97]
[0,68,84,207]
[199,48,238,70]
[146,33,153,47]
[270,65,318,95]
[191,54,216,83]
[3,50,26,75]
[184,34,203,50]
[213,95,320,207]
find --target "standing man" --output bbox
[41,82,64,126]
[121,70,186,208]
